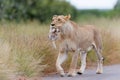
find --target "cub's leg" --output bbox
[77,52,87,74]
[56,51,68,77]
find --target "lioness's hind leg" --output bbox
[56,52,68,77]
[93,43,103,74]
[96,49,103,74]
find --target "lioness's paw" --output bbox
[60,74,65,77]
[67,73,76,77]
[96,71,103,74]
[58,70,65,77]
[96,70,103,74]
[77,69,84,75]
[77,71,83,75]
[60,72,65,77]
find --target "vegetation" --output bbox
[0,18,120,79]
[0,0,77,22]
[0,0,120,79]
[0,0,120,23]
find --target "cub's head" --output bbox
[48,14,71,41]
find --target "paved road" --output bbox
[43,65,120,80]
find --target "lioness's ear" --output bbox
[53,15,57,17]
[64,14,71,20]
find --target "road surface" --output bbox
[43,65,120,80]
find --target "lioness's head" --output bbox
[51,14,71,28]
[48,14,71,41]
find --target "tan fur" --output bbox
[49,15,103,77]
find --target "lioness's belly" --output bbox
[59,39,93,52]
[78,40,93,51]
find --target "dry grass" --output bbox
[0,18,120,79]
[102,30,120,64]
[0,21,52,79]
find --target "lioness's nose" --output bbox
[51,24,55,26]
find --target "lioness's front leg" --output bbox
[77,52,87,74]
[56,51,68,77]
[67,50,79,77]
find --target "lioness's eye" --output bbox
[58,18,61,21]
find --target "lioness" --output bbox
[48,15,103,77]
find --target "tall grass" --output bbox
[0,18,120,79]
[0,21,51,79]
